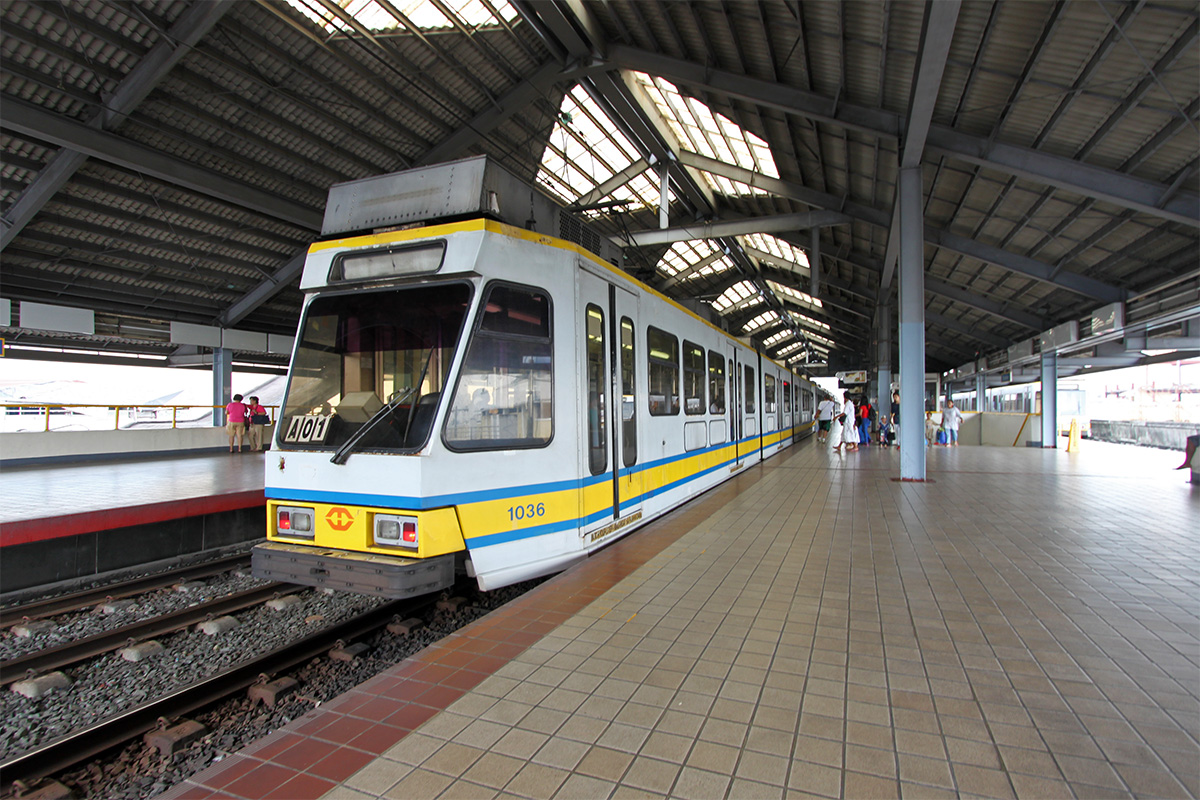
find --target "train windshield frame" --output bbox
[278,281,473,453]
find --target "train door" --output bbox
[782,375,792,444]
[576,266,640,547]
[728,343,741,465]
[744,356,758,458]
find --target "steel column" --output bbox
[898,167,926,479]
[975,370,987,412]
[1040,350,1058,448]
[213,347,232,427]
[877,303,891,424]
[810,227,821,298]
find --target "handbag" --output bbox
[251,414,270,425]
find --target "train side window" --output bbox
[708,351,726,414]
[764,374,776,415]
[647,327,679,416]
[443,283,553,451]
[744,365,755,413]
[783,380,792,414]
[621,318,637,467]
[683,341,705,415]
[586,305,607,476]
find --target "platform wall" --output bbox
[1,426,273,465]
[1,507,264,594]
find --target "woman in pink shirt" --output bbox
[225,394,248,452]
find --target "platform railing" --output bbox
[1,403,278,432]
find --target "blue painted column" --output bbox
[213,347,232,426]
[898,167,926,480]
[1040,350,1057,448]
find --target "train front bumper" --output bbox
[251,541,456,598]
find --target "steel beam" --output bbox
[924,276,1045,330]
[925,311,1008,349]
[621,211,850,248]
[573,158,650,208]
[923,128,1199,227]
[216,250,307,328]
[926,227,1124,303]
[882,0,960,292]
[1,98,323,231]
[605,45,1199,227]
[675,150,890,227]
[678,150,1120,302]
[415,60,566,166]
[0,0,234,250]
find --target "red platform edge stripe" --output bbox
[0,490,266,547]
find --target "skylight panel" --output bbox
[712,280,761,313]
[631,73,779,197]
[655,240,733,280]
[776,341,804,357]
[538,85,669,210]
[744,234,810,270]
[285,0,517,34]
[763,330,791,347]
[768,280,823,311]
[743,311,781,334]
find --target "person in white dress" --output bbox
[833,392,858,452]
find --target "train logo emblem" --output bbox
[326,507,355,531]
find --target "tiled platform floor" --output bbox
[169,440,1198,799]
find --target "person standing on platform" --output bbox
[246,396,269,451]
[942,399,963,446]
[891,390,900,448]
[857,395,872,446]
[816,396,837,443]
[225,394,248,453]
[834,392,858,452]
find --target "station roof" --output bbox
[1,0,1197,377]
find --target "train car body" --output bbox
[253,157,823,598]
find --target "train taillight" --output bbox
[375,514,418,550]
[276,506,315,538]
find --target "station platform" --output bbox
[1,452,266,593]
[164,439,1198,800]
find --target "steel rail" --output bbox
[0,597,425,787]
[0,584,292,685]
[1,554,252,628]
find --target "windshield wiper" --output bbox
[329,386,415,465]
[401,346,437,445]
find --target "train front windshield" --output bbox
[279,283,471,452]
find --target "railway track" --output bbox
[0,554,251,629]
[1,595,430,787]
[0,583,293,686]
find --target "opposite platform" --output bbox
[1,451,265,546]
[169,440,1198,799]
[1,452,267,593]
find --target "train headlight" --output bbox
[375,514,418,549]
[276,506,315,538]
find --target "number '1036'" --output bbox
[509,503,545,521]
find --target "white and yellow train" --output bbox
[253,157,827,597]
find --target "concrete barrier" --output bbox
[1,426,273,466]
[1090,420,1199,451]
[978,412,1040,447]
